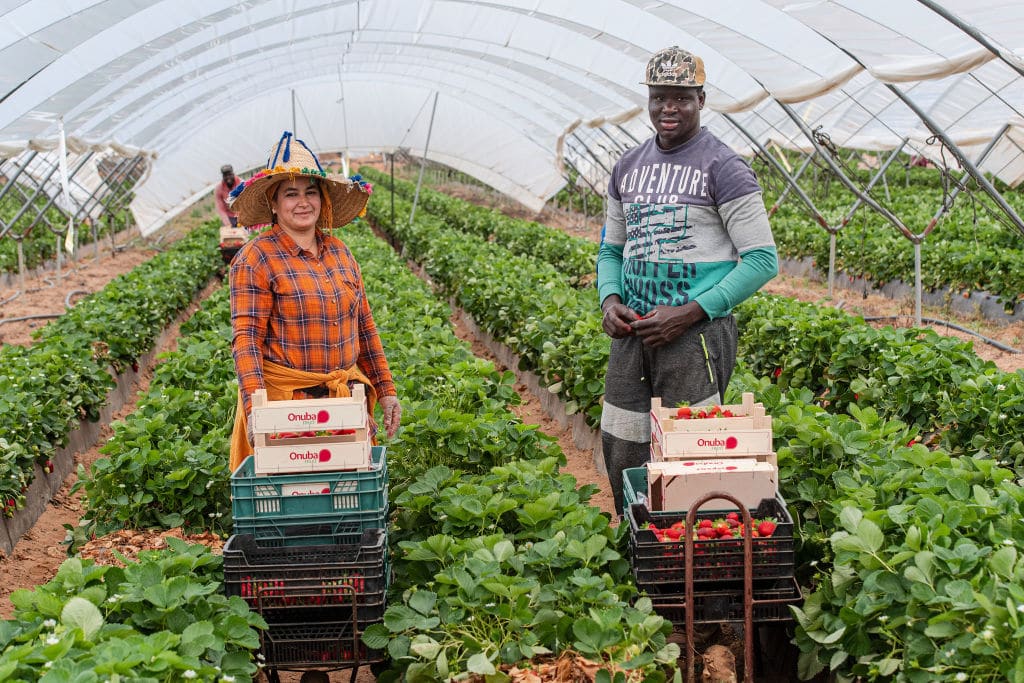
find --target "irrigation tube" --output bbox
[0,289,91,327]
[862,315,1021,354]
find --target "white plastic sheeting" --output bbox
[1,1,1023,234]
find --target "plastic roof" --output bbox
[2,1,1023,235]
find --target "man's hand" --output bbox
[601,297,640,338]
[379,395,402,439]
[629,302,708,348]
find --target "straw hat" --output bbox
[228,131,370,229]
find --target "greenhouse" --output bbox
[1,2,1024,682]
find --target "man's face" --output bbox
[223,172,236,188]
[648,85,705,150]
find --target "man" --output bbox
[598,46,779,515]
[216,164,245,262]
[216,164,240,227]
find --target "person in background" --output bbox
[226,131,401,473]
[216,164,240,227]
[597,47,779,515]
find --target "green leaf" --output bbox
[61,596,104,641]
[857,518,884,553]
[409,590,437,617]
[839,506,863,533]
[989,546,1017,579]
[467,652,496,675]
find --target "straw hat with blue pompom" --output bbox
[228,131,372,230]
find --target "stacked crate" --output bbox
[224,387,389,673]
[623,392,801,625]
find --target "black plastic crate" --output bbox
[259,619,384,668]
[627,497,795,587]
[644,577,803,625]
[231,509,386,548]
[222,531,388,622]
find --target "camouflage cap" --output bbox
[641,46,706,87]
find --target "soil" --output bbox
[0,184,1021,682]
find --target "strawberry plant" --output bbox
[0,538,265,680]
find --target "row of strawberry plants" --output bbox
[73,221,679,680]
[724,372,1024,682]
[358,167,597,283]
[764,183,1024,308]
[735,294,1024,470]
[0,222,221,515]
[0,539,265,681]
[366,185,610,428]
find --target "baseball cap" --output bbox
[641,46,706,87]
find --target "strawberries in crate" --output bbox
[627,498,795,586]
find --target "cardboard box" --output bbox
[646,458,777,512]
[651,392,773,458]
[650,440,777,470]
[250,386,368,434]
[253,433,372,474]
[219,226,248,245]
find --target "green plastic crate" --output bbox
[622,467,648,510]
[231,446,388,547]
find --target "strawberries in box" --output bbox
[250,387,373,474]
[651,392,774,459]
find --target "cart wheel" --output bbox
[299,671,331,683]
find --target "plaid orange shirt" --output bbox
[230,225,396,415]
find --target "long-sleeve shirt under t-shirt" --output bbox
[597,127,778,319]
[230,225,396,416]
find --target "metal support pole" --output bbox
[776,101,917,240]
[409,91,439,226]
[884,83,1024,236]
[767,152,815,217]
[842,140,908,227]
[917,0,1024,80]
[390,153,395,229]
[291,90,297,139]
[568,132,613,175]
[0,150,39,210]
[562,155,603,195]
[924,124,1009,235]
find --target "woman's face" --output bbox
[271,177,322,232]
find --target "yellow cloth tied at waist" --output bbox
[229,360,378,474]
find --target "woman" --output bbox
[226,131,401,473]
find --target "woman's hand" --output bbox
[379,395,402,439]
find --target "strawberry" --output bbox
[725,512,740,522]
[663,527,682,540]
[757,520,777,537]
[721,409,734,417]
[675,406,692,419]
[698,519,713,529]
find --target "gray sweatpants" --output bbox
[601,315,738,516]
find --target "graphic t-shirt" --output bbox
[597,127,777,319]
